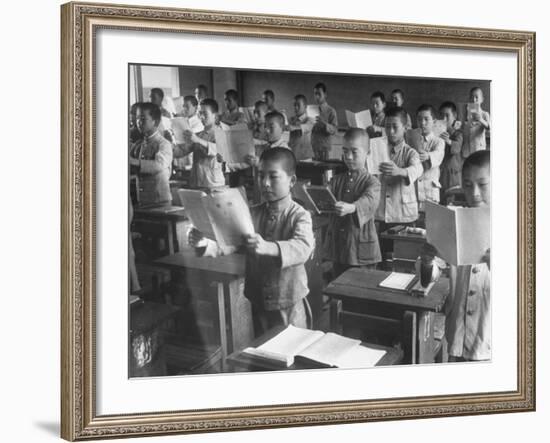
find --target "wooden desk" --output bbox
[324,268,448,364]
[296,160,346,185]
[226,325,402,372]
[155,248,252,371]
[380,229,426,273]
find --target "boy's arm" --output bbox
[276,210,315,269]
[403,149,423,185]
[173,141,192,158]
[352,174,381,227]
[449,130,464,155]
[191,133,217,157]
[139,141,173,174]
[426,137,445,169]
[324,108,338,135]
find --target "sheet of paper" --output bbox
[176,189,216,240]
[239,106,255,123]
[306,105,320,120]
[170,117,191,143]
[203,187,255,248]
[160,116,172,131]
[366,137,390,174]
[303,185,337,214]
[345,109,373,129]
[172,96,184,115]
[335,345,387,369]
[379,272,417,291]
[405,128,424,152]
[214,126,255,163]
[467,102,481,122]
[298,332,361,367]
[433,120,447,137]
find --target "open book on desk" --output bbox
[242,325,388,368]
[378,272,435,297]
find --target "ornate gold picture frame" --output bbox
[61,1,535,440]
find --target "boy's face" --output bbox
[313,88,326,105]
[194,88,206,102]
[262,94,274,108]
[224,95,237,111]
[136,108,157,135]
[198,106,216,127]
[183,100,197,118]
[417,110,435,136]
[294,99,306,116]
[258,159,296,202]
[371,97,386,115]
[463,164,490,207]
[390,92,404,107]
[342,139,367,171]
[440,107,457,130]
[385,116,406,145]
[265,117,284,143]
[470,89,484,104]
[254,106,267,123]
[149,91,163,107]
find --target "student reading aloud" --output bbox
[249,100,269,141]
[389,89,413,130]
[413,104,445,211]
[375,107,423,230]
[149,87,173,118]
[181,95,204,133]
[462,86,491,158]
[262,89,277,113]
[418,150,491,361]
[324,128,382,277]
[311,82,338,161]
[366,91,387,138]
[188,148,315,335]
[288,94,315,161]
[194,84,208,104]
[244,111,291,168]
[129,102,173,206]
[220,89,246,126]
[439,101,464,194]
[173,98,225,189]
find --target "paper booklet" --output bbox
[379,272,417,291]
[172,96,185,115]
[239,106,255,123]
[425,201,490,266]
[466,102,482,122]
[306,105,321,120]
[301,184,338,215]
[177,187,254,249]
[214,125,255,163]
[242,325,387,368]
[366,137,391,175]
[170,117,192,143]
[345,109,373,129]
[433,120,448,137]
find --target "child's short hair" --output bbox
[224,89,239,101]
[416,104,437,119]
[391,89,405,99]
[130,102,141,114]
[263,89,275,101]
[196,84,208,94]
[314,82,327,93]
[254,100,268,111]
[183,95,198,108]
[265,111,285,127]
[470,86,484,96]
[150,87,164,100]
[462,150,490,175]
[260,147,297,175]
[343,127,368,147]
[139,102,162,125]
[294,94,307,105]
[371,91,386,102]
[200,98,219,114]
[385,106,408,126]
[439,101,457,115]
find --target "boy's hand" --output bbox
[187,227,205,248]
[440,132,451,145]
[334,201,356,216]
[245,233,278,256]
[481,248,490,270]
[379,161,405,178]
[315,116,327,127]
[418,151,430,162]
[245,154,259,166]
[470,111,481,122]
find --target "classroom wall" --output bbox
[177,66,213,100]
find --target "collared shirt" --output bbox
[129,130,173,205]
[220,108,246,126]
[173,125,225,189]
[375,141,423,223]
[411,130,445,206]
[462,110,490,158]
[288,113,315,160]
[311,102,338,153]
[326,169,382,265]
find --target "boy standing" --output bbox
[288,94,315,161]
[439,101,464,194]
[390,89,413,130]
[311,82,338,161]
[220,89,246,126]
[462,86,490,158]
[249,100,269,141]
[367,91,387,138]
[182,95,204,133]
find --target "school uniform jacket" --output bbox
[288,113,315,160]
[440,123,464,191]
[462,110,490,158]
[129,131,173,205]
[325,169,382,266]
[311,102,338,153]
[412,131,445,206]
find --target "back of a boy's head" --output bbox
[200,98,219,114]
[260,147,297,175]
[263,89,275,100]
[462,150,490,176]
[139,102,161,124]
[265,111,285,127]
[150,87,164,100]
[371,91,385,102]
[225,89,239,101]
[439,101,457,115]
[344,127,368,147]
[416,104,437,119]
[294,94,307,105]
[314,82,327,93]
[184,95,198,108]
[385,106,408,126]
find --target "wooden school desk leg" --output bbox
[402,311,417,364]
[417,311,435,364]
[330,299,343,334]
[216,282,228,372]
[165,220,175,255]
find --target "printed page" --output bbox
[433,120,447,137]
[170,117,191,143]
[425,201,459,265]
[203,187,255,248]
[335,345,388,369]
[161,116,172,131]
[176,189,217,240]
[172,96,184,115]
[366,137,390,175]
[455,206,490,265]
[467,102,482,122]
[346,109,372,129]
[303,185,337,214]
[298,332,361,367]
[214,127,255,163]
[378,272,417,291]
[306,105,320,120]
[239,106,255,123]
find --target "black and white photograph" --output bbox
[128,63,491,377]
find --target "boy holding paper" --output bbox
[173,98,225,189]
[418,150,491,361]
[249,100,268,141]
[220,89,246,126]
[325,128,382,277]
[311,82,338,161]
[463,86,491,158]
[188,148,315,336]
[288,94,315,161]
[367,91,387,138]
[182,95,204,133]
[390,89,413,130]
[439,101,464,194]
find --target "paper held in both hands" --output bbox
[243,325,387,368]
[177,188,254,249]
[306,105,320,120]
[366,137,391,175]
[170,117,204,143]
[214,125,254,163]
[425,201,490,266]
[345,109,373,129]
